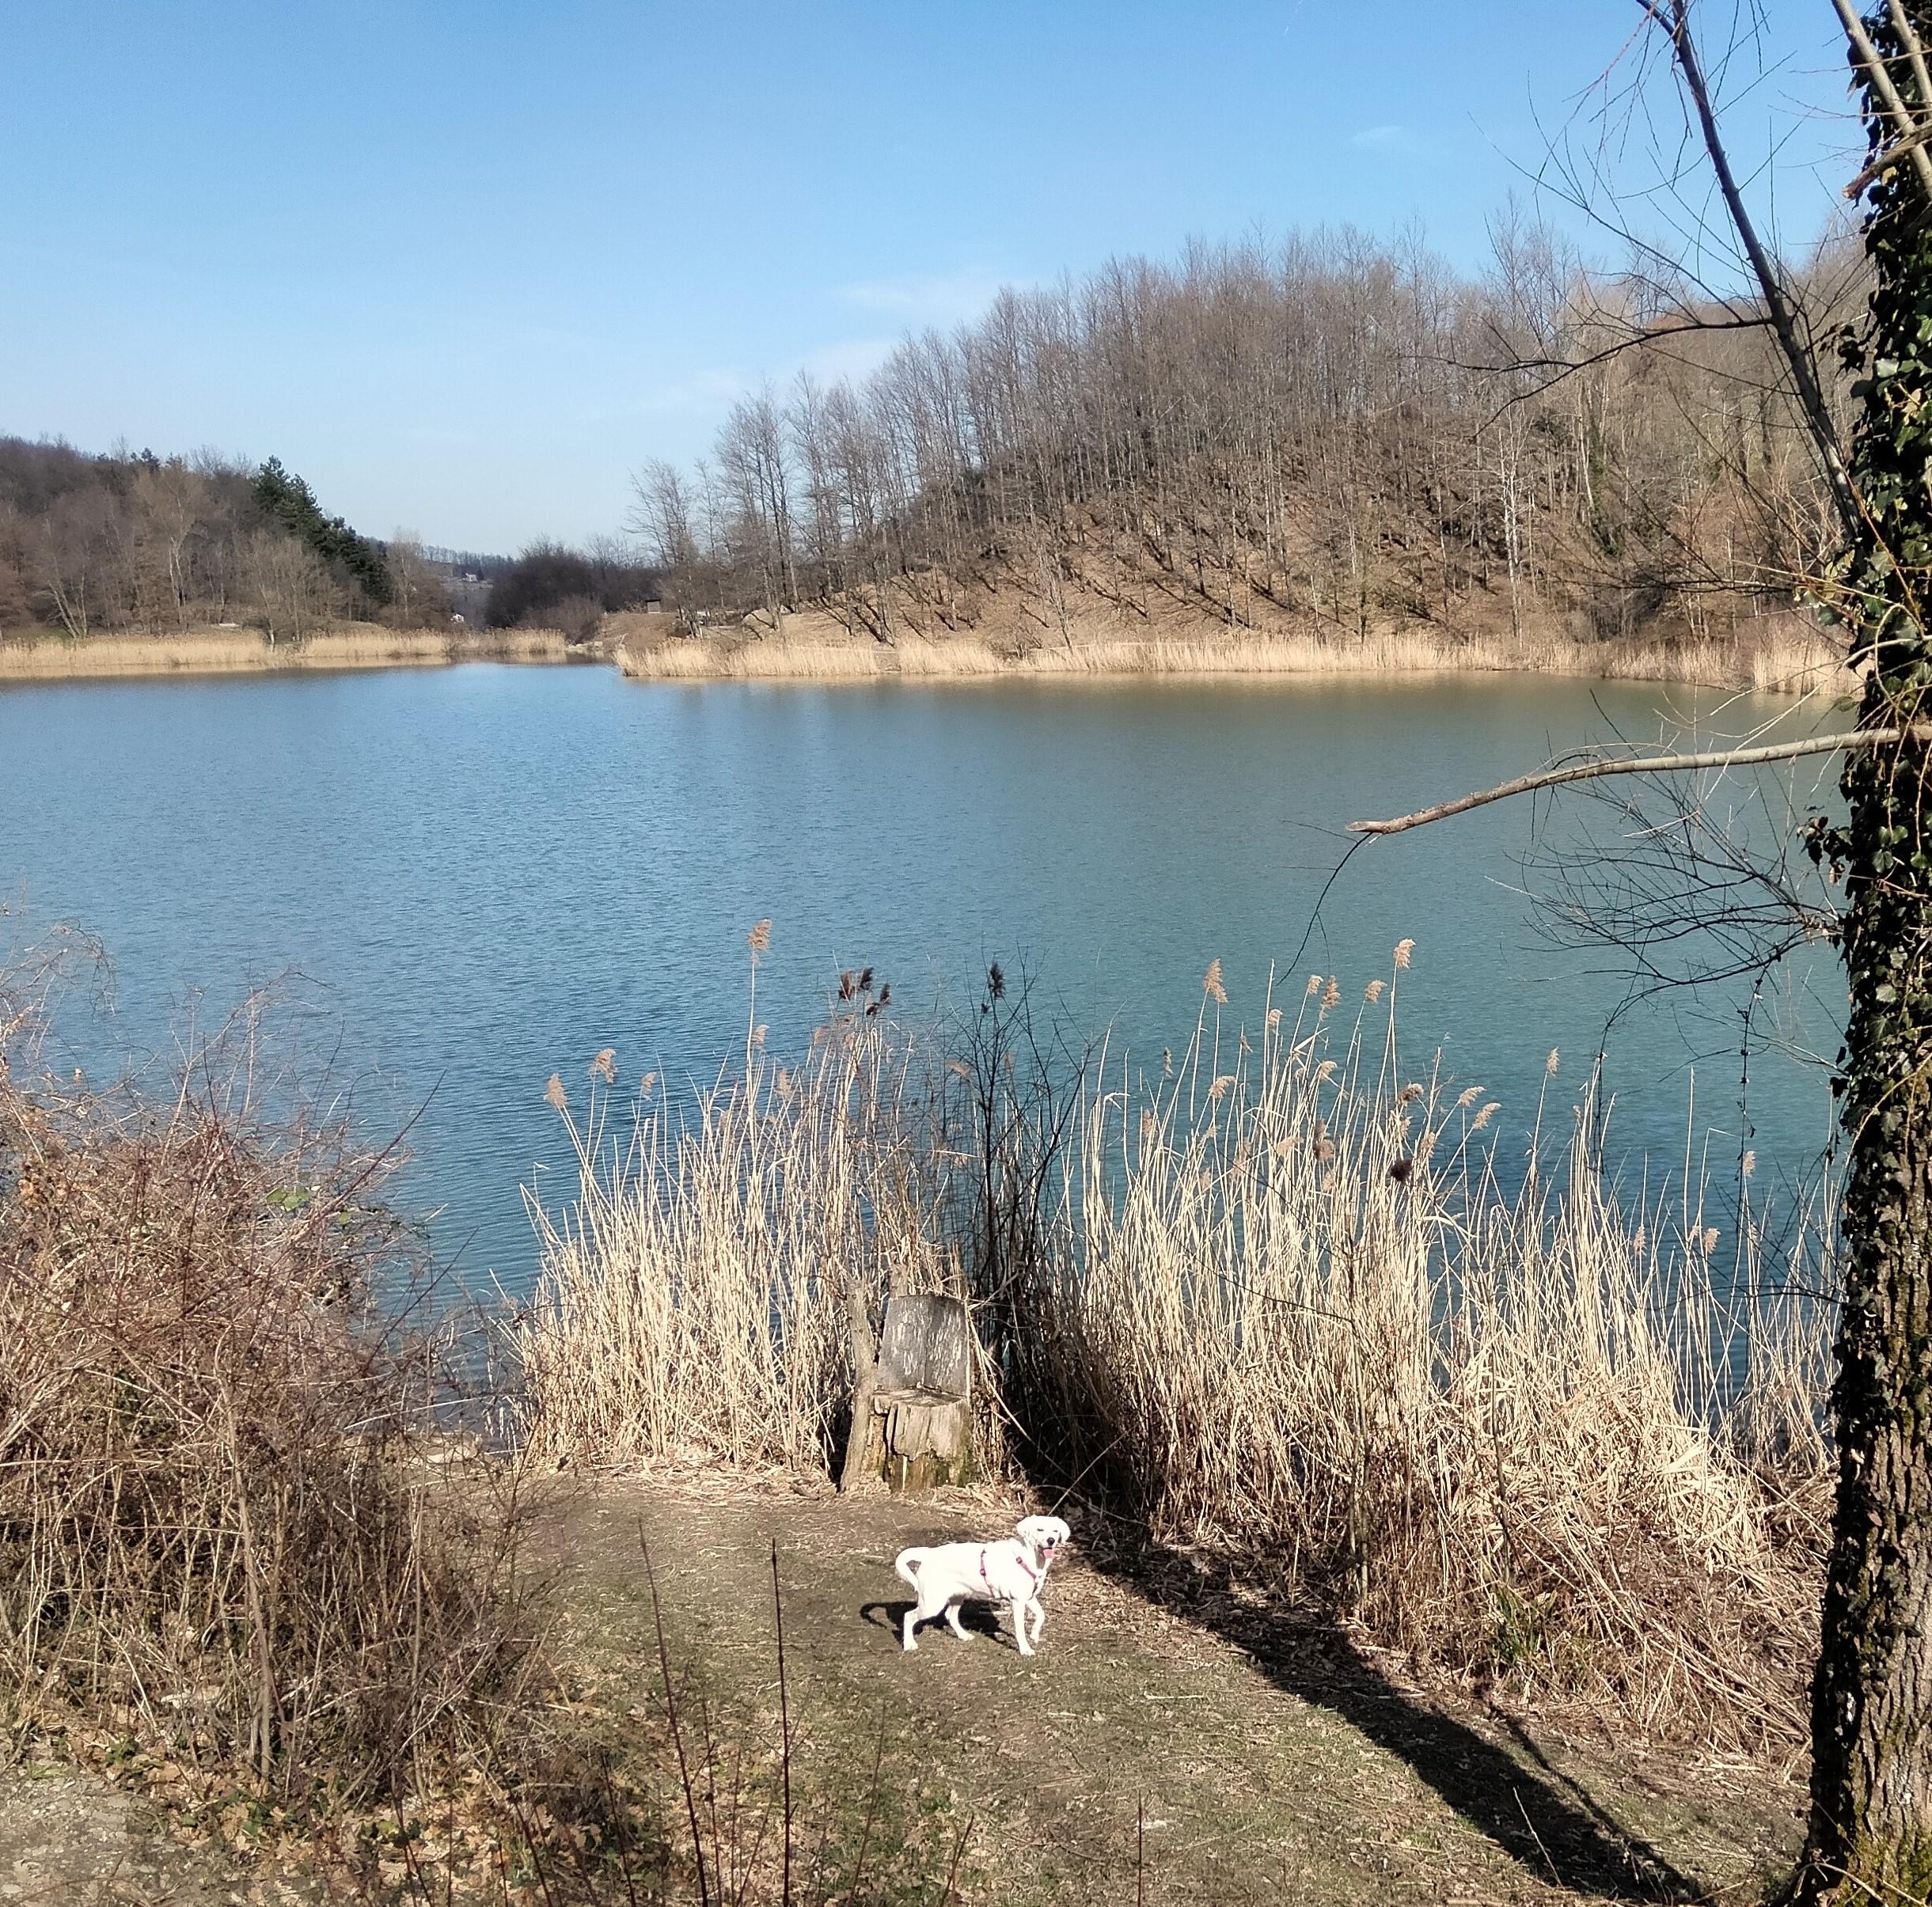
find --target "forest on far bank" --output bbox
[630,215,1866,652]
[6,212,1866,662]
[0,438,482,641]
[0,438,662,645]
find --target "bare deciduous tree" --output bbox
[1348,7,1932,1894]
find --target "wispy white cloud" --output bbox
[1349,123,1436,159]
[568,367,746,429]
[591,276,1008,438]
[589,338,901,431]
[631,366,746,414]
[800,336,901,385]
[836,267,1010,328]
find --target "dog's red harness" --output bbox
[979,1545,1048,1590]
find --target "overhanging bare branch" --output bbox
[1347,727,1932,836]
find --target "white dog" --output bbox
[894,1515,1070,1656]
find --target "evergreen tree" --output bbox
[252,457,393,608]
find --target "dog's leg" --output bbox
[1027,1598,1046,1647]
[1011,1598,1034,1656]
[903,1585,948,1652]
[944,1599,970,1641]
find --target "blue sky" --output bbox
[2,1,1862,553]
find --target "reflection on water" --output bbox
[0,663,1842,1296]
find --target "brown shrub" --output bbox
[0,1026,544,1807]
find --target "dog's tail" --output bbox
[893,1547,927,1591]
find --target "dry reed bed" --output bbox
[616,612,1847,696]
[519,1018,966,1475]
[1037,971,1831,1742]
[521,952,1833,1744]
[0,624,571,680]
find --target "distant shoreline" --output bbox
[0,610,1851,699]
[0,623,583,683]
[613,607,1850,699]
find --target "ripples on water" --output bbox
[0,662,1843,1298]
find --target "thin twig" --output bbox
[845,1721,888,1902]
[1643,0,1862,538]
[641,1529,712,1907]
[939,1811,975,1906]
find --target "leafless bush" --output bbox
[0,995,545,1807]
[543,593,605,643]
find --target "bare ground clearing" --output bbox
[0,1472,1805,1904]
[551,1474,1805,1906]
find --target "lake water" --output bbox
[0,662,1844,1297]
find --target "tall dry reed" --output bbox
[0,624,574,681]
[517,1001,967,1474]
[616,607,1850,697]
[1015,957,1832,1740]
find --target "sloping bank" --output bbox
[0,622,579,681]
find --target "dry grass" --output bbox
[522,953,1832,1746]
[517,1010,974,1477]
[0,969,544,1810]
[615,600,1853,696]
[1019,961,1831,1744]
[0,624,573,680]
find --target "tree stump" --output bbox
[838,1292,974,1493]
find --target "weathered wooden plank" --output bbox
[875,1292,974,1396]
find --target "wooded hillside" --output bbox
[632,222,1859,652]
[0,439,458,641]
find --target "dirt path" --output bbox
[552,1476,1803,1906]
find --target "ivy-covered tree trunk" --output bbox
[1804,9,1932,1899]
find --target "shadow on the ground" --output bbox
[859,1597,1012,1649]
[1087,1537,1702,1903]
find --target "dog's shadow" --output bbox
[860,1598,1009,1647]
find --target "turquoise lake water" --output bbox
[0,662,1844,1296]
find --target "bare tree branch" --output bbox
[1454,310,1776,402]
[1347,726,1932,836]
[1845,117,1932,198]
[1835,0,1932,192]
[1643,0,1862,540]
